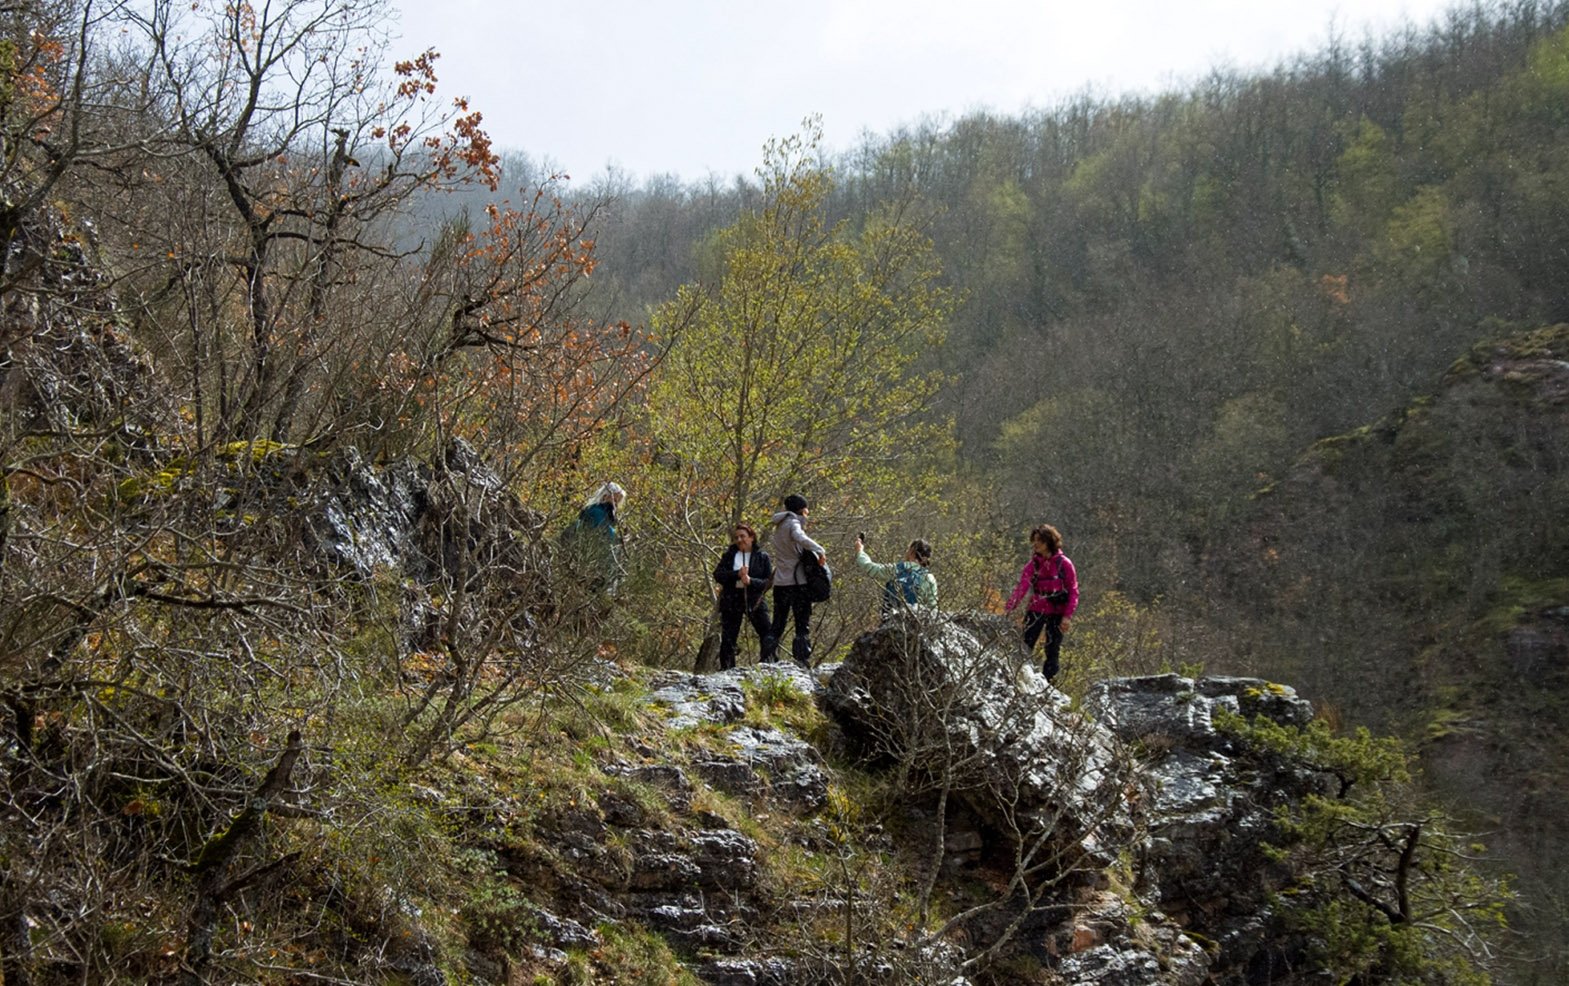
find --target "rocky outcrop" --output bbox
[472,665,834,984]
[1227,323,1569,966]
[297,445,429,576]
[0,213,174,435]
[646,665,831,814]
[823,611,1134,867]
[1085,674,1323,979]
[375,610,1343,985]
[818,613,1325,984]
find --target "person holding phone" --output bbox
[854,532,937,618]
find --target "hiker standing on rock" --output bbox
[1004,524,1078,682]
[768,494,825,667]
[712,523,775,670]
[854,534,937,619]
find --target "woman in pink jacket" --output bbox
[1004,524,1079,682]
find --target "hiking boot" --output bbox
[790,635,812,668]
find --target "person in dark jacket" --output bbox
[1003,523,1079,682]
[768,493,825,667]
[712,523,775,670]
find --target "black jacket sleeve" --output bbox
[714,547,739,588]
[745,551,774,607]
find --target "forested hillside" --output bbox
[2,0,1565,982]
[587,1,1569,594]
[572,2,1569,978]
[1224,323,1569,976]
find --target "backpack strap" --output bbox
[1030,554,1065,597]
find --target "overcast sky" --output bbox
[393,0,1460,184]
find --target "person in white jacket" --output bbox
[768,493,824,667]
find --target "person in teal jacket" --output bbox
[564,481,625,588]
[854,534,936,618]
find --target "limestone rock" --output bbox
[1085,674,1326,975]
[823,611,1136,868]
[647,665,830,814]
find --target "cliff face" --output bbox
[1218,323,1569,979]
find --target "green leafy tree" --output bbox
[625,119,954,660]
[1220,710,1512,985]
[646,121,951,530]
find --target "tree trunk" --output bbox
[181,730,304,985]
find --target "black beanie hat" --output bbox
[784,494,808,513]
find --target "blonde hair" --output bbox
[585,482,626,509]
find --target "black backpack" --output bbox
[798,548,832,603]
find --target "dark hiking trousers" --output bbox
[1023,611,1064,681]
[718,600,773,671]
[769,584,813,666]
